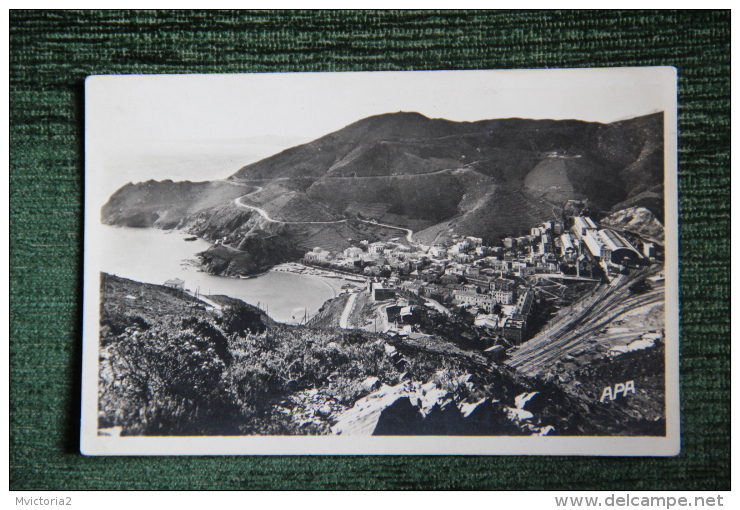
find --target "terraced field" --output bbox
[344,202,391,220]
[524,158,578,205]
[452,186,557,239]
[297,223,357,253]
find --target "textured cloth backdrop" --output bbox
[9,10,730,490]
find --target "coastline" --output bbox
[99,225,341,324]
[269,262,368,299]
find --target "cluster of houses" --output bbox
[303,215,654,345]
[305,236,499,277]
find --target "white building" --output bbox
[571,216,598,240]
[452,290,496,312]
[344,246,364,259]
[164,278,184,290]
[429,246,447,258]
[305,247,333,263]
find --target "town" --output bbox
[294,204,661,353]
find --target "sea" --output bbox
[98,225,348,324]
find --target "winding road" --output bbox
[233,187,415,243]
[339,292,358,329]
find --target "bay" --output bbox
[98,225,346,324]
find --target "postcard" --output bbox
[81,68,679,455]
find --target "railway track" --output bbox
[506,266,663,376]
[512,290,662,376]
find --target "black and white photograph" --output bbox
[81,68,679,455]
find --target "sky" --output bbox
[85,68,677,201]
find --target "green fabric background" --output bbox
[9,10,730,490]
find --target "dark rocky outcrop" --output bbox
[197,235,302,277]
[331,380,555,436]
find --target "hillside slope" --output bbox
[99,273,665,437]
[101,111,664,272]
[230,111,664,219]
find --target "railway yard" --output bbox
[508,265,664,377]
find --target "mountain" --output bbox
[102,111,664,274]
[229,111,664,224]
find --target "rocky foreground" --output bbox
[99,273,665,437]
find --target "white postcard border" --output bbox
[81,68,680,456]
